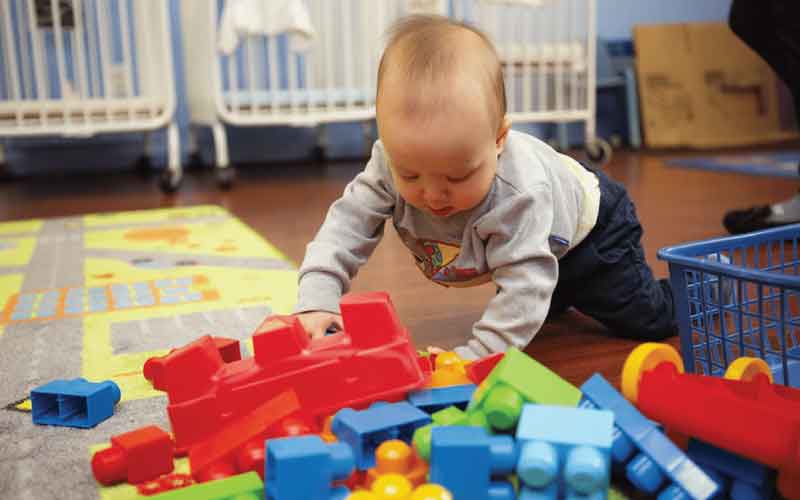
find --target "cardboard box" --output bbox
[634,22,798,148]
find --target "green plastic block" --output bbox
[412,405,490,460]
[431,406,467,425]
[466,348,581,431]
[151,471,263,500]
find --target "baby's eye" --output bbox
[447,171,473,183]
[400,173,419,181]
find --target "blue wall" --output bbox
[3,0,734,175]
[598,0,731,39]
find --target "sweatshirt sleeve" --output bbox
[294,142,396,314]
[453,186,558,360]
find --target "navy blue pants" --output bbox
[548,169,677,341]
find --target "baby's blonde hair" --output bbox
[376,15,507,130]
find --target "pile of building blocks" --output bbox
[68,292,800,499]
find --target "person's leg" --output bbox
[558,171,676,340]
[723,0,800,234]
[545,280,571,320]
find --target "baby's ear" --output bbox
[495,116,512,154]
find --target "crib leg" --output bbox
[312,123,329,164]
[134,131,153,176]
[187,125,204,170]
[0,142,8,180]
[212,121,235,190]
[159,122,183,194]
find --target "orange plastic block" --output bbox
[91,425,174,486]
[320,415,338,443]
[366,440,429,489]
[428,352,472,388]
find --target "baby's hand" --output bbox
[296,311,343,339]
[426,346,445,355]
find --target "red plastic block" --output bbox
[214,337,242,363]
[466,353,505,385]
[91,425,174,486]
[188,390,302,482]
[160,292,425,455]
[417,355,434,379]
[136,473,193,496]
[635,362,800,496]
[144,337,241,391]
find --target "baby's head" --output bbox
[376,15,511,217]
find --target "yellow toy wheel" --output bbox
[724,357,773,383]
[621,343,684,404]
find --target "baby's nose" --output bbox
[425,189,448,204]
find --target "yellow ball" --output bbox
[410,484,453,500]
[371,473,414,499]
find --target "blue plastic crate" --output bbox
[658,224,800,387]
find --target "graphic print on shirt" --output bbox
[395,227,480,283]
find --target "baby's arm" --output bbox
[295,142,396,317]
[296,310,343,339]
[454,188,558,360]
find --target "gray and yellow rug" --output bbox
[0,205,298,499]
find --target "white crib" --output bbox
[181,0,607,189]
[453,0,609,161]
[180,0,400,188]
[0,0,182,192]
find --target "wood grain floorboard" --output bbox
[1,147,796,390]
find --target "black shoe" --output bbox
[722,205,790,234]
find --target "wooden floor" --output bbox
[1,148,796,389]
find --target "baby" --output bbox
[293,15,675,359]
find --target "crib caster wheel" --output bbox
[585,138,612,167]
[216,167,236,190]
[159,169,182,193]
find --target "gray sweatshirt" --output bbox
[295,130,600,359]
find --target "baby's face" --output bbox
[378,81,507,218]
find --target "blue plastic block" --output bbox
[407,384,476,413]
[265,435,353,500]
[429,425,516,500]
[515,404,613,499]
[579,373,719,500]
[331,401,431,469]
[30,378,121,428]
[687,439,774,500]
